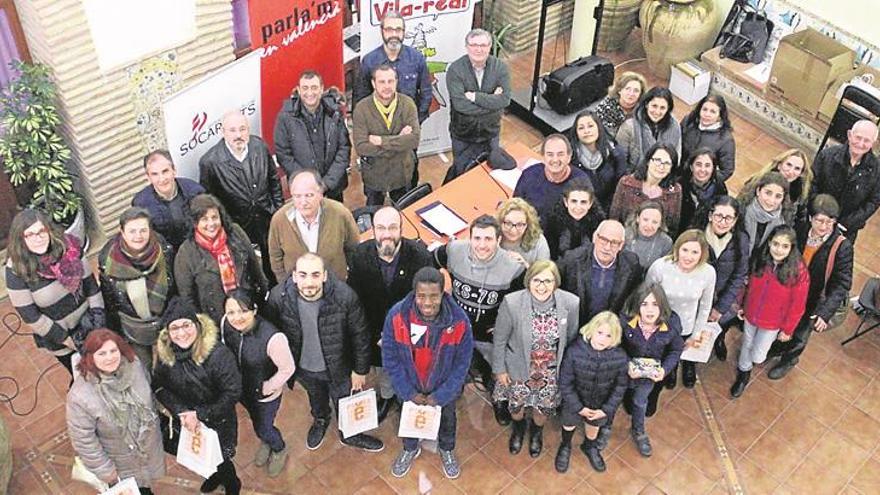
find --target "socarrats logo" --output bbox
[370,0,469,25]
[177,103,257,157]
[191,112,208,138]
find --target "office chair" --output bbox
[393,183,433,210]
[842,277,880,346]
[816,85,880,153]
[351,205,382,234]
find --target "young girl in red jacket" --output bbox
[731,225,809,398]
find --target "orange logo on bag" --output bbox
[354,401,365,421]
[414,410,427,429]
[191,428,202,454]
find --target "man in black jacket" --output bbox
[559,220,643,324]
[810,119,880,244]
[348,206,431,422]
[767,195,854,379]
[273,70,351,201]
[199,111,283,283]
[266,253,384,453]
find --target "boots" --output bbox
[493,401,512,426]
[509,419,527,454]
[555,429,574,473]
[664,364,678,389]
[528,419,544,458]
[682,361,697,388]
[580,438,607,472]
[594,426,612,451]
[730,369,751,398]
[768,359,796,380]
[714,334,728,361]
[201,460,240,494]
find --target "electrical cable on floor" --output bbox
[0,312,61,416]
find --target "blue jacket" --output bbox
[131,178,204,250]
[708,228,750,316]
[382,292,473,407]
[619,312,684,377]
[354,44,432,123]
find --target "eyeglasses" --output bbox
[812,216,836,226]
[711,213,736,223]
[467,42,491,48]
[530,278,556,287]
[168,320,195,333]
[502,221,527,230]
[23,227,49,240]
[649,157,673,168]
[595,234,624,248]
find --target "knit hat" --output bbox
[160,297,199,329]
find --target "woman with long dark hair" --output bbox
[737,171,794,256]
[610,143,683,234]
[616,86,681,172]
[741,148,812,222]
[6,209,105,375]
[174,194,268,324]
[543,178,606,260]
[567,110,627,209]
[680,93,736,182]
[731,225,809,398]
[679,148,729,231]
[66,329,164,494]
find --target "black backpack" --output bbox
[719,8,774,64]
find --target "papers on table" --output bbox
[489,157,540,190]
[680,322,723,363]
[416,201,468,237]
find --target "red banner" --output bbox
[248,0,345,151]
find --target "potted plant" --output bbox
[0,60,84,237]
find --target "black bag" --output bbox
[542,55,614,115]
[158,410,181,455]
[719,8,773,64]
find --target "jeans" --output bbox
[444,136,499,184]
[402,400,458,452]
[629,380,656,434]
[363,185,409,206]
[296,368,352,422]
[738,319,780,371]
[242,396,285,452]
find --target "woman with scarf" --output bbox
[174,194,268,325]
[544,178,607,260]
[99,207,175,370]
[6,209,105,375]
[567,110,627,210]
[595,71,647,137]
[679,94,736,183]
[616,86,681,173]
[610,142,683,234]
[66,329,164,494]
[741,148,813,223]
[679,148,729,230]
[153,298,243,494]
[737,171,794,256]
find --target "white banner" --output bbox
[162,51,262,180]
[359,0,475,155]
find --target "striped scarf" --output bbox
[103,233,169,318]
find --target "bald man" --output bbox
[558,220,643,323]
[811,119,880,244]
[348,206,432,422]
[200,110,283,282]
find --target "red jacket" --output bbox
[743,262,810,335]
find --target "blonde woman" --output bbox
[496,198,550,268]
[557,311,628,473]
[741,148,812,220]
[594,71,647,136]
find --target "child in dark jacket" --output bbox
[731,225,809,398]
[557,311,629,474]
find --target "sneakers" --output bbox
[254,442,271,467]
[306,418,329,450]
[439,449,460,479]
[267,447,289,478]
[391,447,421,478]
[631,430,653,457]
[341,433,385,452]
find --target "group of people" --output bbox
[4,11,880,494]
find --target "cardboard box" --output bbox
[769,28,856,116]
[817,65,880,123]
[670,60,711,106]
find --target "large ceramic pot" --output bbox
[597,0,643,52]
[640,0,718,79]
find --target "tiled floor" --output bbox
[3,32,880,495]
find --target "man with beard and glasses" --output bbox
[514,134,589,225]
[199,111,284,284]
[266,253,384,453]
[348,206,432,423]
[352,64,421,206]
[274,70,351,202]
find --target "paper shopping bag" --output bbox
[101,477,140,495]
[398,402,442,441]
[176,422,223,478]
[71,455,109,492]
[338,388,378,438]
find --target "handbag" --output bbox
[158,409,181,455]
[338,388,378,439]
[398,401,442,441]
[719,6,774,64]
[176,423,223,479]
[820,234,849,329]
[71,456,110,492]
[118,312,162,347]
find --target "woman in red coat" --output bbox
[731,225,809,398]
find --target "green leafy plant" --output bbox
[490,23,515,59]
[0,60,81,224]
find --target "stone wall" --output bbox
[484,0,576,53]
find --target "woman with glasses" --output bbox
[736,171,794,256]
[153,298,243,494]
[175,194,268,325]
[492,260,580,459]
[6,209,105,375]
[647,230,715,389]
[221,290,295,478]
[679,148,728,231]
[616,87,681,172]
[692,196,750,361]
[610,142,683,235]
[496,198,550,268]
[544,178,606,261]
[679,94,736,183]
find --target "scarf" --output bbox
[194,227,238,294]
[94,360,158,456]
[37,234,84,294]
[743,198,784,249]
[698,121,723,132]
[103,234,169,318]
[373,94,398,130]
[577,143,603,171]
[704,226,733,259]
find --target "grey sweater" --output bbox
[647,257,716,337]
